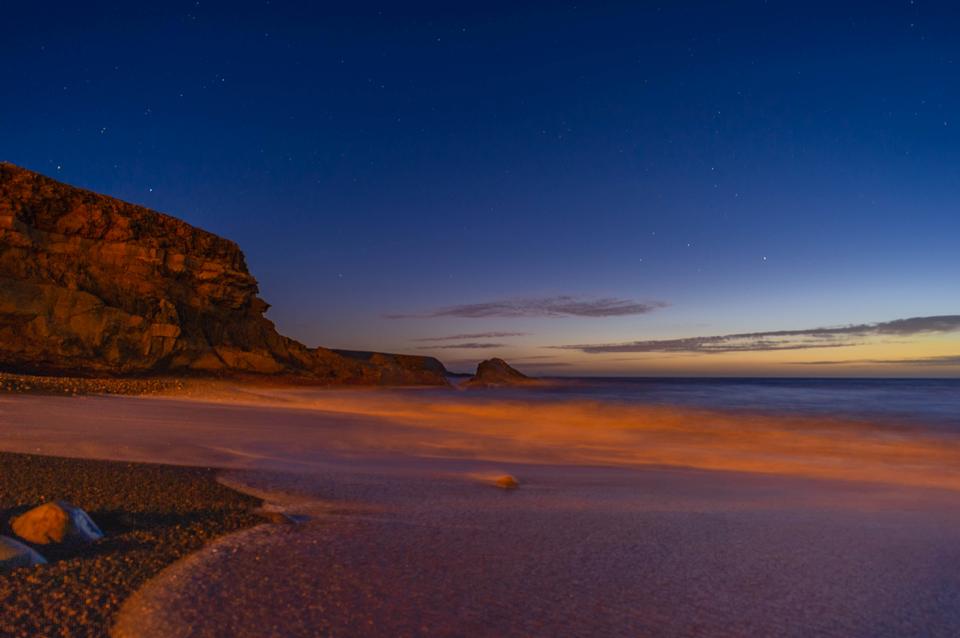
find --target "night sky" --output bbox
[3,1,958,375]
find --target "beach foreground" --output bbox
[0,452,261,637]
[1,386,960,636]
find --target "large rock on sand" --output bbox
[463,358,536,388]
[11,501,104,545]
[0,162,447,384]
[0,535,47,570]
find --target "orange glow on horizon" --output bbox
[450,334,960,377]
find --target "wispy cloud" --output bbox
[511,361,573,368]
[387,296,667,319]
[791,354,960,366]
[418,342,507,350]
[413,332,529,342]
[557,315,960,354]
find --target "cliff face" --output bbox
[0,163,446,384]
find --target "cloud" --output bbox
[511,361,573,368]
[791,355,960,366]
[387,296,667,319]
[413,332,529,342]
[418,342,507,350]
[557,315,960,354]
[869,316,960,335]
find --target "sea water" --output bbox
[438,377,960,431]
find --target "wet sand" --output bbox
[116,466,960,638]
[1,386,960,636]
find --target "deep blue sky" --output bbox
[3,1,958,374]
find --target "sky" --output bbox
[2,1,958,376]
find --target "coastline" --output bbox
[3,378,960,489]
[2,381,960,635]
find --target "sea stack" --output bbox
[463,358,535,388]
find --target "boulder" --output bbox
[494,475,520,489]
[0,535,47,571]
[11,501,104,545]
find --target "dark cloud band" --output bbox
[417,342,507,350]
[791,355,960,366]
[557,315,960,354]
[387,296,667,319]
[413,332,529,342]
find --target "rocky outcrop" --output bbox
[463,358,535,388]
[332,350,449,386]
[0,163,446,384]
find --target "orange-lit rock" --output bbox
[0,163,446,384]
[11,501,104,545]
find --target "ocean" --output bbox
[441,377,960,431]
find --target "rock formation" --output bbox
[0,163,446,384]
[11,501,103,545]
[463,358,535,388]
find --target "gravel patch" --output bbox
[0,451,262,637]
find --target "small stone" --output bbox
[0,535,47,571]
[11,501,104,545]
[494,475,520,489]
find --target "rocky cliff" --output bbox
[0,163,446,384]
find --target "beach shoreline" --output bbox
[116,457,960,637]
[2,382,960,636]
[0,451,263,638]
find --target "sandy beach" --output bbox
[1,383,959,636]
[117,464,960,638]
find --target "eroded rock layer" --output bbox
[0,163,446,384]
